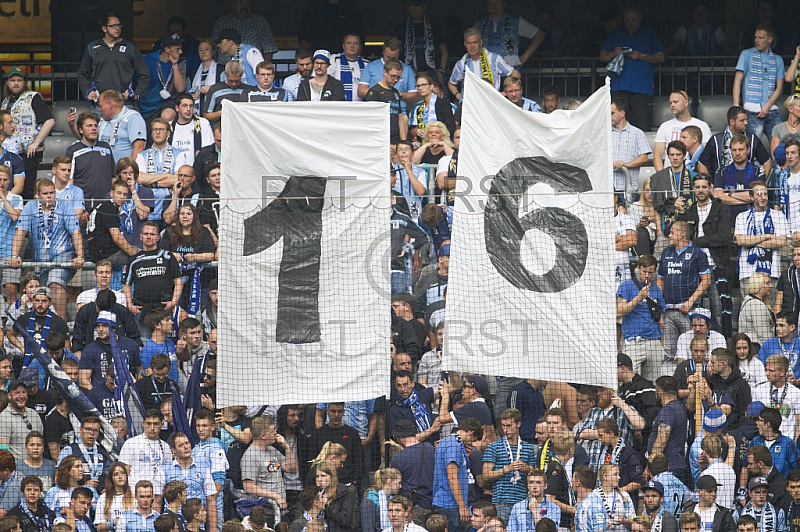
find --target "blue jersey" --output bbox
[119,509,159,532]
[758,337,800,377]
[140,338,179,382]
[0,192,22,256]
[483,438,536,504]
[98,107,147,163]
[749,435,800,477]
[193,438,229,485]
[617,279,665,339]
[433,435,470,509]
[18,200,79,261]
[56,183,86,213]
[657,243,711,305]
[156,460,216,503]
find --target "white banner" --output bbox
[443,72,616,388]
[218,101,391,406]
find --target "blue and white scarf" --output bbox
[401,389,431,432]
[118,200,135,234]
[746,207,775,274]
[181,261,204,318]
[744,49,779,109]
[24,309,51,368]
[338,54,366,102]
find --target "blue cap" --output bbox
[644,480,664,495]
[774,143,787,166]
[747,401,766,417]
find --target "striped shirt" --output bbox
[17,200,79,261]
[611,123,651,192]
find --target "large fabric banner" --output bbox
[443,72,616,388]
[218,101,391,406]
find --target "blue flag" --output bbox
[110,331,146,438]
[169,380,198,445]
[183,351,213,426]
[7,310,124,458]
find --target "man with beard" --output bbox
[276,405,302,505]
[1,67,55,200]
[78,311,142,391]
[642,481,678,532]
[7,287,70,365]
[283,48,314,101]
[0,381,43,460]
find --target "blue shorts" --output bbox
[39,252,76,288]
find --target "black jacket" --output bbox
[72,302,142,352]
[684,503,735,532]
[676,198,731,269]
[705,367,751,429]
[297,77,346,101]
[8,502,58,532]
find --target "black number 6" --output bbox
[483,156,592,292]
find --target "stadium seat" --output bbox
[639,165,657,185]
[651,96,672,130]
[644,131,657,154]
[697,95,730,132]
[43,135,73,163]
[51,100,91,135]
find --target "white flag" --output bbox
[218,101,391,406]
[443,72,616,388]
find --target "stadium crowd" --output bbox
[3,1,800,532]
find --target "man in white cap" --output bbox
[675,308,727,363]
[296,50,345,101]
[78,310,142,391]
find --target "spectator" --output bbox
[666,3,735,56]
[574,390,644,474]
[365,60,406,144]
[9,179,83,319]
[63,112,115,207]
[740,0,795,56]
[786,49,800,96]
[539,408,589,470]
[574,464,635,532]
[507,468,561,531]
[651,140,693,238]
[241,415,296,512]
[432,417,482,532]
[72,288,141,359]
[140,309,179,380]
[193,409,227,528]
[78,13,150,104]
[3,275,44,358]
[141,34,187,119]
[215,28,263,87]
[676,174,732,338]
[77,261,126,311]
[739,274,778,348]
[169,94,213,168]
[198,167,221,236]
[328,33,366,102]
[135,354,176,411]
[0,67,55,200]
[0,111,24,199]
[6,474,57,532]
[152,433,217,531]
[655,221,712,371]
[641,480,678,532]
[683,475,735,532]
[706,349,752,429]
[412,121,454,166]
[78,310,142,391]
[86,366,123,421]
[614,201,637,288]
[735,477,786,531]
[59,487,97,532]
[410,73,457,142]
[770,97,800,162]
[42,388,74,462]
[282,48,314,102]
[296,50,345,102]
[752,355,800,440]
[653,91,712,171]
[297,0,364,54]
[118,409,171,489]
[675,308,727,363]
[750,407,800,478]
[360,39,418,110]
[448,28,519,99]
[289,486,324,532]
[135,120,187,224]
[734,25,785,140]
[181,500,205,532]
[116,480,160,532]
[313,464,354,532]
[212,0,277,64]
[152,16,200,74]
[743,445,790,511]
[698,107,771,184]
[700,433,736,509]
[759,311,800,377]
[94,90,147,164]
[681,125,705,172]
[361,468,402,532]
[386,495,425,532]
[474,0,544,68]
[532,5,563,57]
[390,419,435,510]
[15,431,55,492]
[43,456,97,514]
[0,165,22,302]
[647,453,691,517]
[414,242,448,328]
[648,376,689,483]
[482,408,536,523]
[0,451,22,512]
[204,61,253,124]
[501,77,541,113]
[616,354,659,445]
[240,62,288,102]
[161,166,201,226]
[732,333,767,388]
[57,415,109,492]
[439,375,493,428]
[599,5,665,131]
[738,182,789,298]
[312,403,363,486]
[189,40,223,118]
[87,179,139,267]
[6,286,70,364]
[123,222,183,340]
[610,97,651,198]
[175,317,210,385]
[161,481,187,532]
[391,0,447,78]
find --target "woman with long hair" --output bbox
[739,272,776,346]
[95,462,135,531]
[731,333,767,388]
[44,456,97,515]
[190,40,223,115]
[627,176,661,256]
[412,121,455,165]
[361,468,403,532]
[306,442,348,486]
[159,203,217,316]
[316,463,355,532]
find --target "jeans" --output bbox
[746,109,781,141]
[434,506,467,532]
[495,503,513,525]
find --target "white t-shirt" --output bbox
[615,213,636,286]
[654,117,713,164]
[94,493,130,526]
[77,288,127,308]
[704,460,736,510]
[752,381,800,439]
[696,201,715,267]
[170,118,214,166]
[699,504,718,531]
[675,331,728,361]
[734,208,790,279]
[786,171,800,233]
[117,435,171,488]
[328,54,365,101]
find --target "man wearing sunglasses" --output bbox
[0,379,43,460]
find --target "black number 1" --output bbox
[243,176,327,343]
